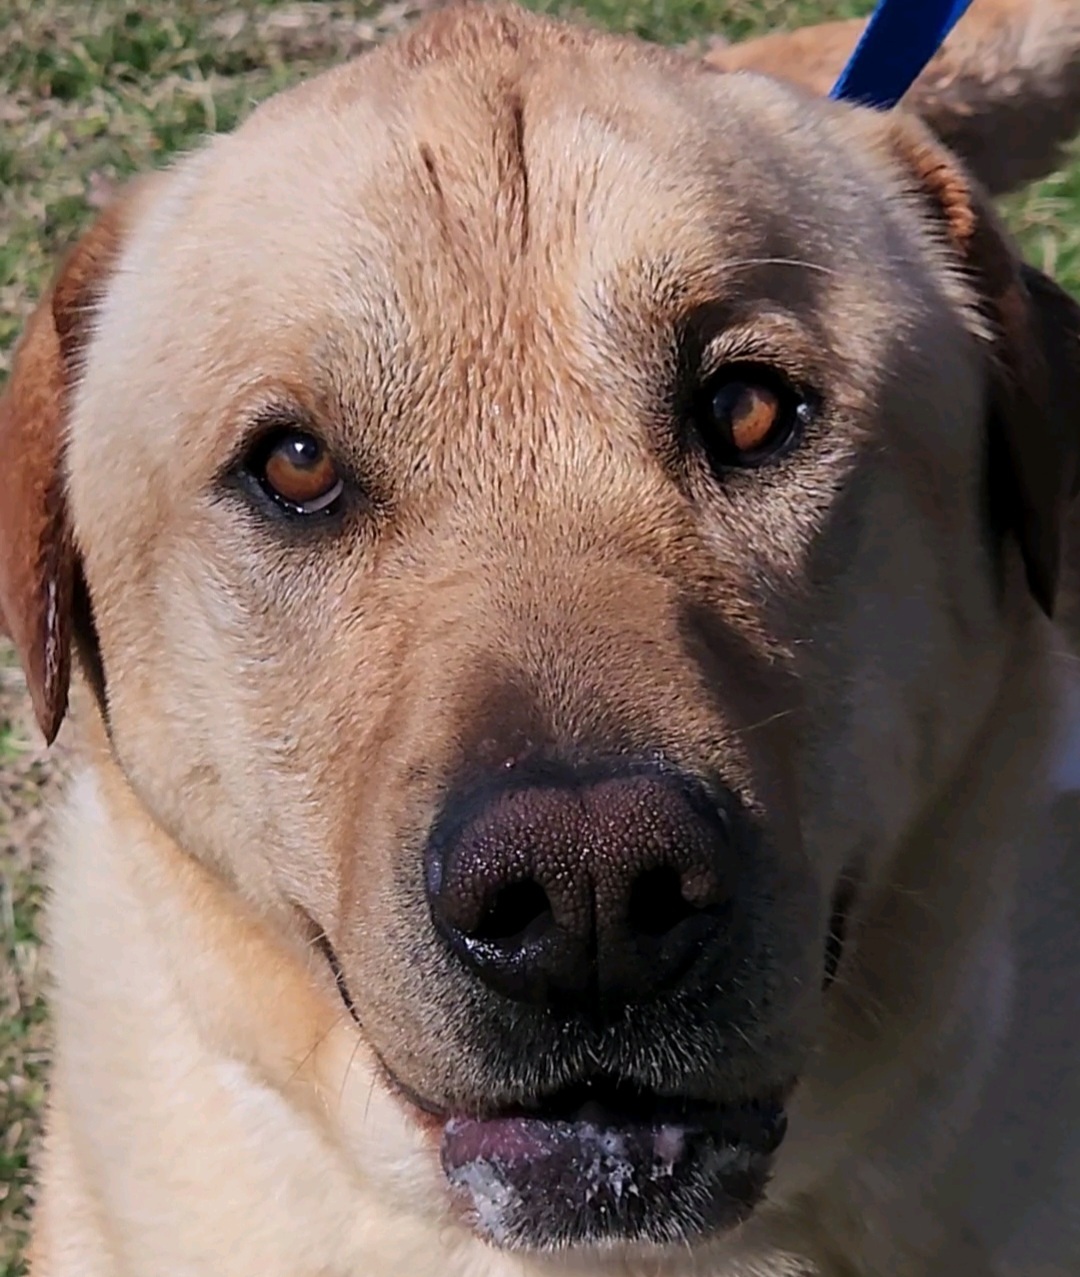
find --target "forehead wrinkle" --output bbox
[406,78,531,271]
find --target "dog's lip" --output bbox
[436,1080,791,1249]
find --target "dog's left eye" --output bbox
[252,430,344,515]
[694,367,810,469]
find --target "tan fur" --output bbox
[5,3,1080,1274]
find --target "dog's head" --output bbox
[4,0,1080,1261]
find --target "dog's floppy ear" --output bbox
[707,0,1080,196]
[883,117,1080,616]
[0,185,144,742]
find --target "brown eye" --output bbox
[696,367,809,470]
[258,431,344,514]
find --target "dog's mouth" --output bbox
[433,861,853,1251]
[439,1075,788,1251]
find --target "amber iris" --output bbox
[710,381,783,455]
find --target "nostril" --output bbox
[627,865,701,938]
[473,879,553,945]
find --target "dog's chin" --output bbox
[437,1081,789,1252]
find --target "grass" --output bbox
[0,1,1078,1274]
[0,675,50,1277]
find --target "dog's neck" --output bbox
[760,611,1076,1276]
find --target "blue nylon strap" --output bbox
[830,0,975,109]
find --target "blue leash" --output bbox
[830,0,975,109]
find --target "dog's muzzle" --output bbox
[417,760,796,1250]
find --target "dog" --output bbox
[4,1,1080,1273]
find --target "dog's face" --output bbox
[4,1,1080,1262]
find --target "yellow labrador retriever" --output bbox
[4,2,1080,1273]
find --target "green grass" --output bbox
[1006,160,1080,287]
[0,2,1078,1274]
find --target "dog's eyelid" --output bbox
[697,340,818,396]
[680,305,822,382]
[697,347,817,401]
[245,402,325,449]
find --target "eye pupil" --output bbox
[285,435,322,468]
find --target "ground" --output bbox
[1,1,1078,1273]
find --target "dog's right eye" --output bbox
[692,364,811,472]
[247,430,345,516]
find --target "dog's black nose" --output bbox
[425,765,736,1011]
